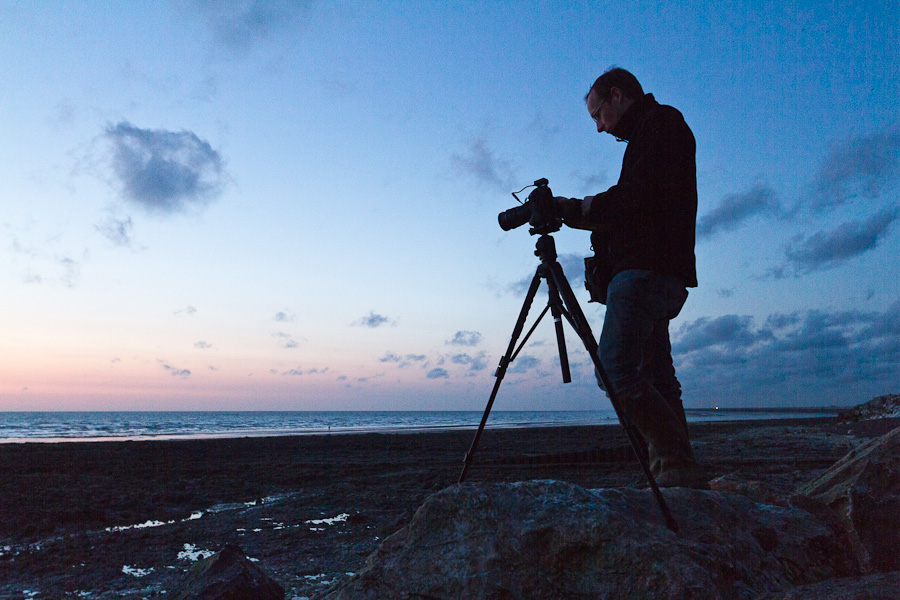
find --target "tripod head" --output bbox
[533,233,559,263]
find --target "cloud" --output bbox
[282,367,328,376]
[447,331,482,346]
[452,138,515,189]
[57,256,81,288]
[273,332,300,348]
[809,130,900,211]
[380,352,427,368]
[783,205,899,274]
[697,184,782,240]
[274,311,295,322]
[354,311,393,328]
[573,172,608,196]
[508,355,540,374]
[191,0,312,52]
[174,306,198,317]
[673,315,773,354]
[104,121,226,215]
[509,252,586,296]
[673,301,900,404]
[426,368,449,379]
[194,341,212,349]
[451,352,489,372]
[96,215,135,247]
[160,362,191,378]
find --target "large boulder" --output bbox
[838,393,900,422]
[321,480,858,600]
[758,572,900,599]
[797,425,900,573]
[170,544,284,600]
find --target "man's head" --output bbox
[585,67,644,135]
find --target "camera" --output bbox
[498,178,563,235]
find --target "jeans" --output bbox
[598,269,688,403]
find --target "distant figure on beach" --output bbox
[557,67,708,489]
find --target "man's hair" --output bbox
[585,67,644,103]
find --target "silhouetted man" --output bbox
[560,67,708,489]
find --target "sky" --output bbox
[1,1,898,411]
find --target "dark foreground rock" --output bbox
[320,480,858,600]
[838,393,900,422]
[170,544,284,600]
[797,425,900,573]
[758,572,900,600]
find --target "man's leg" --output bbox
[642,318,691,476]
[599,270,706,488]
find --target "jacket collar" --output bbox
[611,93,658,141]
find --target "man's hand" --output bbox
[557,195,599,230]
[555,197,582,221]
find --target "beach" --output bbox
[2,416,898,599]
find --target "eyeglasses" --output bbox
[590,95,607,124]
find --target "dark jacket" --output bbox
[583,94,698,288]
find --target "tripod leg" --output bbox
[549,262,680,533]
[543,269,572,383]
[459,269,543,484]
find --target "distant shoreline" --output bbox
[685,406,846,414]
[0,408,844,444]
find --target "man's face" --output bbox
[587,87,630,135]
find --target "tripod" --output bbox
[458,232,679,533]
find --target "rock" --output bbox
[757,572,900,599]
[838,393,900,422]
[709,473,791,506]
[797,426,900,573]
[321,480,858,600]
[170,544,284,600]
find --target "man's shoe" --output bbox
[655,465,711,490]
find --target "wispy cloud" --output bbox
[452,138,515,190]
[808,129,900,212]
[781,205,899,275]
[508,253,586,296]
[282,366,328,376]
[273,331,300,348]
[104,121,226,215]
[571,172,608,196]
[160,362,191,378]
[697,184,782,240]
[379,352,427,368]
[95,215,135,247]
[190,0,313,52]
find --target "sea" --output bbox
[0,408,842,443]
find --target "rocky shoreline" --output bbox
[2,414,899,599]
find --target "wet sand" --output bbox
[1,416,897,599]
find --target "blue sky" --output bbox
[1,1,897,411]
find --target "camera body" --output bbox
[498,178,563,235]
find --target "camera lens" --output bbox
[498,203,532,231]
